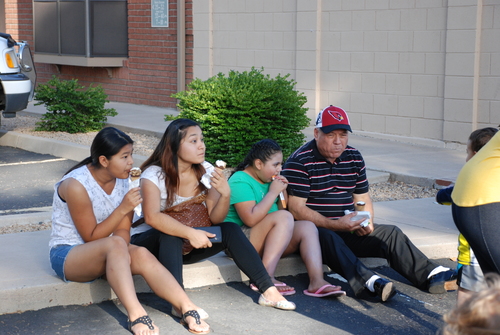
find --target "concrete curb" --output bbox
[365,169,390,184]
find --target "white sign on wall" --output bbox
[152,0,168,27]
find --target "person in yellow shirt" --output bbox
[452,129,500,275]
[436,127,498,306]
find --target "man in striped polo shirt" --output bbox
[282,105,457,302]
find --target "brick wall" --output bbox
[5,0,32,41]
[5,0,192,108]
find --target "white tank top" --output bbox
[49,165,128,249]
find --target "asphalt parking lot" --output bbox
[0,146,76,213]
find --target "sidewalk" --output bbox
[0,102,465,314]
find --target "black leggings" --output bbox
[131,221,274,292]
[452,202,500,275]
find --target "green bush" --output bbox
[34,76,117,133]
[169,68,310,166]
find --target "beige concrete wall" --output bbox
[193,0,500,145]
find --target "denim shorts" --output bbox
[49,244,75,282]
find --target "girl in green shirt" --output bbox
[227,139,346,298]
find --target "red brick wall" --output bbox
[5,0,32,41]
[5,0,193,108]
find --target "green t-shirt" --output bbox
[226,171,279,226]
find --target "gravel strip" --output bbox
[0,115,437,235]
[0,222,52,235]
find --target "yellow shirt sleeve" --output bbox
[452,131,500,207]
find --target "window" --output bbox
[34,0,127,66]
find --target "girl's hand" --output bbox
[210,168,230,198]
[274,175,288,185]
[188,228,213,249]
[270,175,288,195]
[121,187,142,213]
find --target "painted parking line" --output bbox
[0,158,68,167]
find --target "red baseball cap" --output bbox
[315,105,352,133]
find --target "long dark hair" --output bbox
[231,139,282,177]
[65,127,133,175]
[141,118,206,207]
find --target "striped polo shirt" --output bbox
[282,140,369,219]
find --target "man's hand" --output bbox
[333,212,370,233]
[288,194,374,235]
[354,221,374,236]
